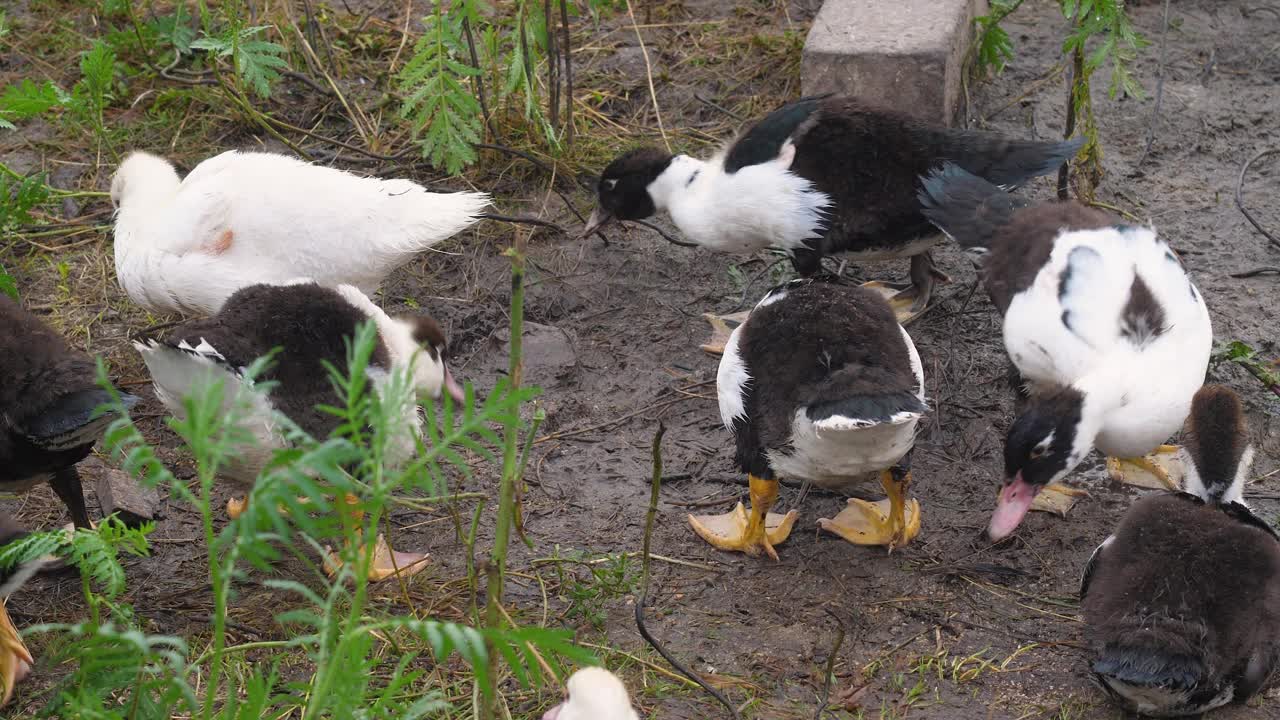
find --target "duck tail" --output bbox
[1092,619,1209,692]
[941,132,1084,189]
[917,164,1022,253]
[374,181,491,254]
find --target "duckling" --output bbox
[584,95,1081,345]
[1,294,137,529]
[689,276,926,559]
[111,150,490,315]
[542,667,639,720]
[1081,385,1280,716]
[133,281,465,581]
[918,165,1212,540]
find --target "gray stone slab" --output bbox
[96,467,160,527]
[802,0,988,125]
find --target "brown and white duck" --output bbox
[1,294,137,530]
[918,165,1213,539]
[584,95,1082,349]
[689,275,926,558]
[133,280,465,581]
[1081,385,1280,716]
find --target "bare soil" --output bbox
[2,0,1279,718]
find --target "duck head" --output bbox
[1182,384,1253,505]
[399,313,466,406]
[580,147,676,238]
[989,386,1094,540]
[542,667,639,720]
[111,151,180,209]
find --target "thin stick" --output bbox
[475,213,566,234]
[1235,148,1280,250]
[546,0,559,131]
[559,0,574,146]
[813,610,846,720]
[1135,0,1172,169]
[629,218,698,248]
[623,0,670,151]
[463,18,500,143]
[1230,267,1280,278]
[635,423,740,719]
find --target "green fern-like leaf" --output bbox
[397,9,483,175]
[0,79,66,127]
[192,26,289,100]
[0,171,51,232]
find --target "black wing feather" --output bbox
[723,96,829,173]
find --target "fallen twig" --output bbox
[636,423,740,720]
[624,0,670,151]
[813,609,846,720]
[1230,267,1280,278]
[628,218,699,248]
[475,213,565,234]
[1135,0,1172,169]
[1235,148,1280,250]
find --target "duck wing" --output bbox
[171,151,489,289]
[18,388,136,452]
[723,95,830,173]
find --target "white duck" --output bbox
[918,165,1213,540]
[133,280,465,581]
[111,150,490,315]
[542,667,639,720]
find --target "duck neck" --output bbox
[1064,375,1118,464]
[646,155,705,214]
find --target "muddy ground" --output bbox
[3,0,1279,718]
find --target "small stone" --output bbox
[96,469,160,527]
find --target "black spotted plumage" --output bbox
[147,283,395,440]
[1082,385,1280,715]
[593,95,1082,276]
[728,278,922,479]
[0,295,135,529]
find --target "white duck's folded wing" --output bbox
[171,151,490,289]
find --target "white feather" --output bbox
[716,325,751,429]
[112,150,490,315]
[133,338,278,485]
[1003,225,1212,459]
[646,149,830,254]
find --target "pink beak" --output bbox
[443,364,466,405]
[988,472,1041,541]
[542,702,564,720]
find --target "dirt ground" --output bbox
[3,0,1279,718]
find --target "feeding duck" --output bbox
[689,275,926,558]
[582,94,1082,349]
[133,281,465,581]
[111,150,490,315]
[1,294,137,530]
[918,165,1213,539]
[542,667,639,720]
[1081,385,1280,716]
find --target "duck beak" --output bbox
[579,207,614,240]
[443,364,466,405]
[988,472,1039,541]
[541,702,564,720]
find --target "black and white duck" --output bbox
[1,294,137,530]
[133,281,465,581]
[689,275,926,558]
[1081,385,1280,717]
[918,165,1213,540]
[583,94,1082,348]
[541,667,639,720]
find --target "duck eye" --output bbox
[1030,444,1047,460]
[602,178,618,191]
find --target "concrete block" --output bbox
[802,0,988,126]
[96,468,160,527]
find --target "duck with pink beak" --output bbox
[918,166,1213,541]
